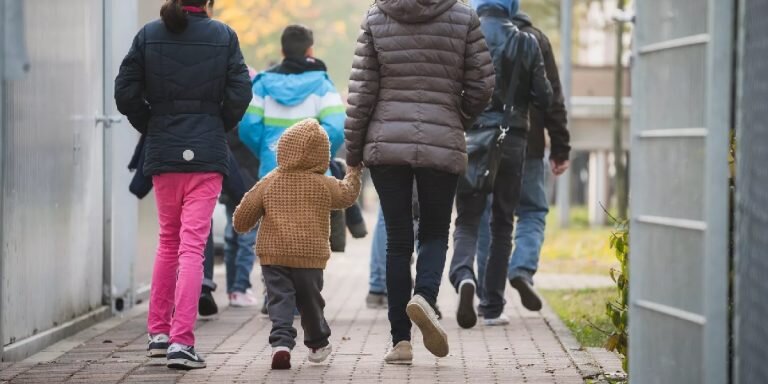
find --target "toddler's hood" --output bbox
[276,119,330,174]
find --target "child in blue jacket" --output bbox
[239,25,345,177]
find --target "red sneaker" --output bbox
[271,347,291,370]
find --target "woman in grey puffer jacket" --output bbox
[344,0,495,364]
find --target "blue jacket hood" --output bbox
[256,71,329,106]
[470,0,519,16]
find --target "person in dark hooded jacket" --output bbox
[345,0,495,364]
[474,9,572,316]
[449,0,552,331]
[114,0,251,370]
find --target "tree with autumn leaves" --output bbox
[215,0,370,88]
[214,0,566,90]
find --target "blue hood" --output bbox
[256,71,328,106]
[470,0,519,16]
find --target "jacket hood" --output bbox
[512,11,532,27]
[256,70,328,106]
[377,0,457,23]
[470,0,519,17]
[276,119,330,174]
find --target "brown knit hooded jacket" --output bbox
[233,119,362,269]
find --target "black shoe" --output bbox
[147,334,169,357]
[510,277,543,311]
[261,294,269,315]
[456,280,477,329]
[198,289,218,319]
[167,344,206,370]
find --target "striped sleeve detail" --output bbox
[246,95,265,116]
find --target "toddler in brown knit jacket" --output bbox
[233,118,362,370]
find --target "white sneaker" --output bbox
[384,341,413,365]
[230,291,259,307]
[308,344,332,363]
[406,294,449,357]
[483,313,510,326]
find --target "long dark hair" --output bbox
[160,0,208,34]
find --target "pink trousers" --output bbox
[147,172,222,346]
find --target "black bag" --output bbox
[458,37,524,195]
[458,126,510,195]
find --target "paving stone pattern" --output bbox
[1,235,591,383]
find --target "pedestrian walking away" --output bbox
[345,0,495,364]
[220,129,262,309]
[234,119,362,370]
[474,8,571,313]
[127,131,251,320]
[449,0,552,329]
[238,25,346,180]
[114,0,252,370]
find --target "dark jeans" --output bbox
[202,221,217,292]
[449,134,527,318]
[370,166,458,344]
[262,266,330,350]
[476,158,549,301]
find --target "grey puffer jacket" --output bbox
[344,0,495,175]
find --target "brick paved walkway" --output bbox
[1,233,596,383]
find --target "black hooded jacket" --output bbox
[513,12,570,161]
[115,11,252,176]
[474,6,552,136]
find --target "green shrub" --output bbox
[605,219,629,372]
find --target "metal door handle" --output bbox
[95,115,123,128]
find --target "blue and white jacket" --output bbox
[239,57,345,178]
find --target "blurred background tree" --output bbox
[215,0,371,90]
[214,0,604,92]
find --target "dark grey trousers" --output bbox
[450,134,527,318]
[262,265,331,349]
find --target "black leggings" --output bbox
[370,165,458,344]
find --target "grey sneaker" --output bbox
[406,295,449,357]
[384,341,413,365]
[366,292,387,309]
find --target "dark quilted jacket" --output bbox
[344,0,495,175]
[473,7,552,135]
[115,12,252,176]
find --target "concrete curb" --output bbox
[539,301,604,380]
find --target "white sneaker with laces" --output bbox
[230,290,259,307]
[308,344,332,363]
[483,313,510,326]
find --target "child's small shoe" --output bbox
[271,346,292,370]
[308,344,332,363]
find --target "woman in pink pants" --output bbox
[114,0,252,370]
